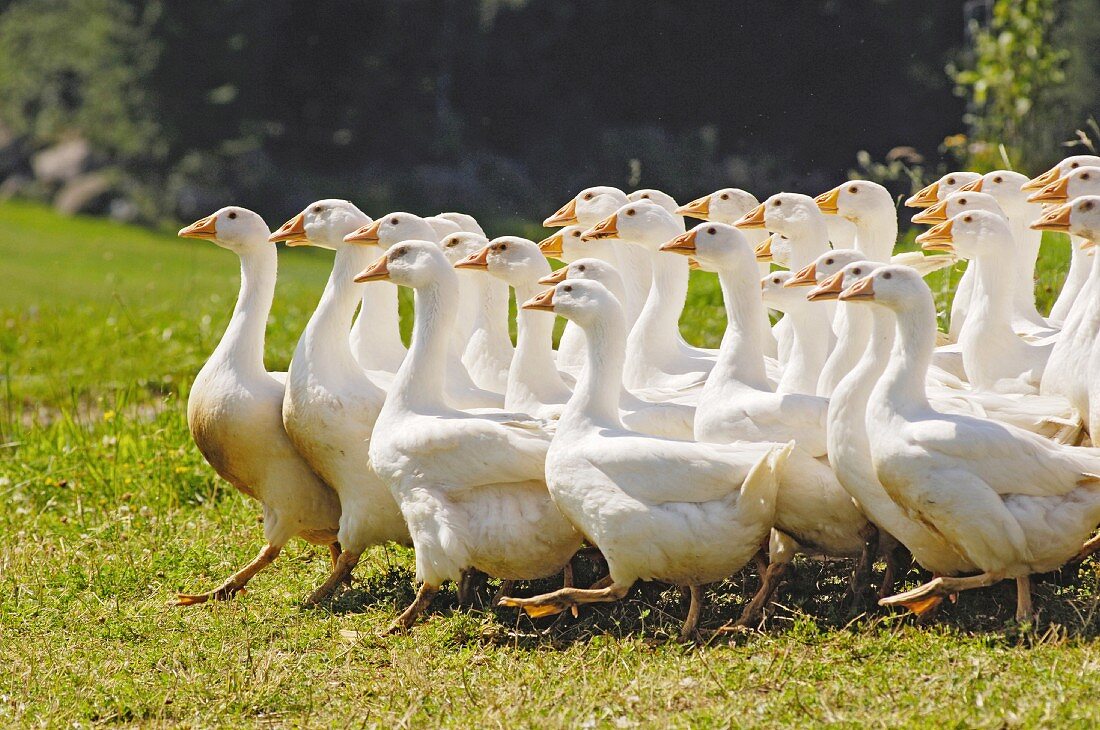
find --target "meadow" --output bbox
[4,200,1100,727]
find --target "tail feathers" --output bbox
[734,441,793,527]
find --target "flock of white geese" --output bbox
[174,154,1100,638]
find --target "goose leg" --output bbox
[328,542,342,569]
[175,543,282,606]
[385,583,440,634]
[731,561,789,628]
[878,537,912,600]
[588,574,615,590]
[844,525,879,614]
[879,572,1003,616]
[498,582,631,618]
[564,561,578,617]
[680,585,703,641]
[491,580,515,605]
[1073,533,1100,562]
[305,550,360,606]
[456,569,474,606]
[1015,576,1035,623]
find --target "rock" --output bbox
[32,137,92,184]
[53,172,112,215]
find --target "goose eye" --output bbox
[848,186,858,194]
[773,278,781,284]
[946,177,956,185]
[1083,173,1091,180]
[852,268,862,276]
[577,265,585,272]
[826,258,834,265]
[959,198,968,204]
[228,211,237,219]
[993,176,1003,184]
[499,244,507,251]
[626,209,636,216]
[583,193,593,200]
[445,240,456,247]
[571,231,580,237]
[719,193,729,200]
[563,285,572,292]
[1071,163,1080,169]
[964,215,972,223]
[390,217,399,225]
[1084,201,1095,211]
[395,247,406,257]
[313,206,323,213]
[706,227,716,234]
[772,200,782,207]
[640,194,649,199]
[883,272,892,279]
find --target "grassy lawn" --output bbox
[4,200,1100,727]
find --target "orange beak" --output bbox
[911,199,949,225]
[543,198,579,227]
[537,268,568,285]
[353,254,391,282]
[178,214,218,240]
[675,195,711,220]
[807,270,846,301]
[754,235,773,262]
[735,203,767,229]
[1030,203,1073,232]
[344,218,382,243]
[785,262,818,287]
[582,213,619,241]
[1027,175,1071,204]
[917,219,955,251]
[269,212,308,245]
[538,231,565,258]
[1023,164,1062,192]
[814,186,841,215]
[905,181,940,208]
[659,230,698,256]
[958,178,984,193]
[455,245,491,270]
[838,276,875,302]
[522,287,556,311]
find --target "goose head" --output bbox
[752,233,793,268]
[425,215,463,241]
[269,199,370,250]
[435,212,486,236]
[537,225,616,263]
[1031,195,1100,241]
[676,188,760,224]
[344,212,440,247]
[456,236,546,286]
[904,172,982,208]
[439,231,490,266]
[582,201,680,250]
[814,180,894,224]
[629,189,680,214]
[911,190,1004,226]
[956,170,1036,219]
[785,249,866,289]
[760,271,811,313]
[537,257,628,305]
[354,240,453,289]
[660,221,754,273]
[179,206,270,253]
[736,193,824,239]
[918,209,1012,258]
[807,259,884,302]
[1023,155,1100,192]
[544,186,629,228]
[522,278,621,329]
[1028,166,1100,204]
[838,264,928,311]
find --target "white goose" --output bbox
[344,214,503,409]
[904,171,982,209]
[455,236,572,419]
[918,211,1052,393]
[175,207,341,605]
[439,231,514,394]
[1023,155,1100,323]
[662,225,873,622]
[760,271,834,396]
[676,187,779,356]
[843,265,1100,621]
[583,201,715,391]
[355,240,582,631]
[539,257,698,439]
[498,278,790,638]
[271,200,410,603]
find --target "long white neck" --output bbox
[474,275,514,352]
[561,310,627,432]
[609,242,653,327]
[789,219,831,271]
[852,211,896,263]
[630,243,690,357]
[452,270,481,350]
[508,278,571,409]
[1049,235,1092,322]
[776,303,831,395]
[818,302,873,397]
[212,246,277,380]
[706,255,770,391]
[960,242,1034,388]
[1006,211,1045,323]
[388,275,455,412]
[352,278,405,368]
[877,295,936,414]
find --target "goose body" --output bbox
[176,207,340,605]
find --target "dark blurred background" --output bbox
[0,0,1096,229]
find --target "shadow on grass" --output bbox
[304,548,1100,649]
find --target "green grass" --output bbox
[3,201,1100,727]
